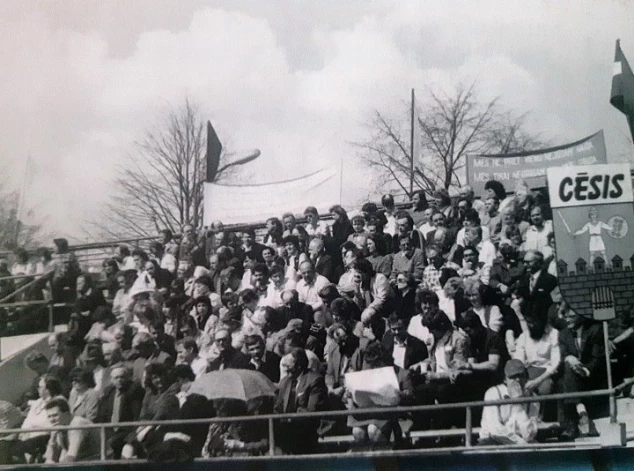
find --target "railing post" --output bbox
[465,406,472,447]
[100,424,107,460]
[268,417,275,456]
[48,303,54,333]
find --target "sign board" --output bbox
[467,130,606,195]
[547,163,634,321]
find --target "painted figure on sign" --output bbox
[571,207,613,265]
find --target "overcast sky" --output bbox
[2,0,634,242]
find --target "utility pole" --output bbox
[409,88,415,198]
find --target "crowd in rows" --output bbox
[1,179,633,463]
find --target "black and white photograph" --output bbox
[0,1,633,469]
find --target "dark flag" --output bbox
[610,39,634,141]
[206,120,223,182]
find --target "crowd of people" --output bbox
[0,179,633,463]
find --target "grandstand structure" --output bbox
[1,202,634,466]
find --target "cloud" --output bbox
[1,0,633,240]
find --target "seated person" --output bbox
[44,398,100,463]
[202,398,270,457]
[456,312,509,411]
[558,308,605,439]
[382,313,428,371]
[414,308,470,430]
[513,311,560,400]
[345,342,414,447]
[479,359,538,445]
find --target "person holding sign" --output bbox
[571,207,614,265]
[344,342,414,447]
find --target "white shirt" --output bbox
[513,325,560,376]
[160,253,177,273]
[190,357,208,379]
[392,341,407,369]
[480,384,538,443]
[407,314,432,347]
[296,274,330,311]
[522,221,553,254]
[437,289,456,324]
[476,240,497,266]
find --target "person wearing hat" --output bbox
[479,359,538,445]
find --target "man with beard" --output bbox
[558,308,604,439]
[206,329,251,372]
[513,311,560,401]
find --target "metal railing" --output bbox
[0,382,630,468]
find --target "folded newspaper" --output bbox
[344,367,400,408]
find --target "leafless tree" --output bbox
[355,83,547,196]
[93,99,245,240]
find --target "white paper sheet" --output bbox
[344,367,400,407]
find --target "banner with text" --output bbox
[466,130,606,195]
[203,168,337,226]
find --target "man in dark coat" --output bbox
[308,238,335,283]
[515,250,558,313]
[245,335,281,384]
[96,364,145,459]
[382,313,428,370]
[274,348,327,455]
[206,329,251,372]
[558,307,605,439]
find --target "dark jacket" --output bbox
[381,332,428,369]
[314,255,335,283]
[515,270,558,312]
[559,323,605,378]
[325,338,362,390]
[249,351,281,384]
[96,382,145,424]
[206,348,251,372]
[274,371,328,415]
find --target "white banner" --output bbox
[547,163,633,209]
[203,168,338,226]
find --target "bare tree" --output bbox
[355,83,547,196]
[93,99,246,240]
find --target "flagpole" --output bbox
[409,88,415,197]
[15,154,31,247]
[339,154,343,204]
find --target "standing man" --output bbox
[391,235,426,285]
[96,364,144,459]
[308,238,334,283]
